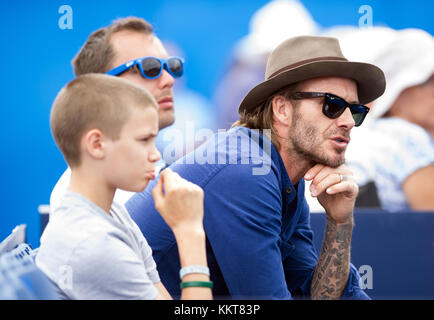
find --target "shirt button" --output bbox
[286,187,292,194]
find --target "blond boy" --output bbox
[36,74,211,300]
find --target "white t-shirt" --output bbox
[49,168,135,214]
[36,190,160,300]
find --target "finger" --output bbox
[311,172,353,197]
[158,168,170,184]
[160,167,172,178]
[160,168,178,191]
[310,167,334,190]
[309,165,352,192]
[304,164,325,181]
[152,175,164,207]
[325,180,359,197]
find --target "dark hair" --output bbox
[232,83,299,150]
[72,17,154,76]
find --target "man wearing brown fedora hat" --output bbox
[127,35,385,299]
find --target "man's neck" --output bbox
[278,146,314,184]
[68,168,115,215]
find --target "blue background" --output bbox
[0,0,433,248]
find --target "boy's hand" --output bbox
[152,168,204,233]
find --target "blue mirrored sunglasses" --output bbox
[106,56,184,80]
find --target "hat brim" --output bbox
[238,60,386,114]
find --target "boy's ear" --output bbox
[272,95,292,127]
[82,129,106,160]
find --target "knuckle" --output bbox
[353,183,359,193]
[196,187,204,197]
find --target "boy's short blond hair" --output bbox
[50,73,157,167]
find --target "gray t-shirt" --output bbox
[36,190,160,299]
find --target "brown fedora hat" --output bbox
[238,36,386,114]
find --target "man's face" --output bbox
[103,106,161,192]
[287,77,358,168]
[109,31,175,130]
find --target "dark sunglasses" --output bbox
[106,56,184,80]
[291,92,370,127]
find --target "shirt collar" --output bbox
[235,126,299,203]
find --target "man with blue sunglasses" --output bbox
[50,17,184,214]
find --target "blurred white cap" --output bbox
[368,29,434,118]
[234,0,319,64]
[321,27,434,119]
[321,25,398,64]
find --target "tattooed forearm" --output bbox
[311,216,353,300]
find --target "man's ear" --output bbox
[82,129,106,160]
[272,95,292,126]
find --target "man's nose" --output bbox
[336,107,356,130]
[158,69,175,89]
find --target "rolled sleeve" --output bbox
[340,264,371,300]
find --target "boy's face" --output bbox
[103,105,161,192]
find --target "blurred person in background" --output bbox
[213,0,319,129]
[347,29,434,212]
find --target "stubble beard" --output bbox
[288,111,346,168]
[156,89,175,130]
[158,108,175,130]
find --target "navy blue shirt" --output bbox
[127,127,369,299]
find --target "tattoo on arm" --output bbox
[311,216,353,300]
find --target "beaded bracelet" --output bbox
[179,265,210,280]
[180,281,214,289]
